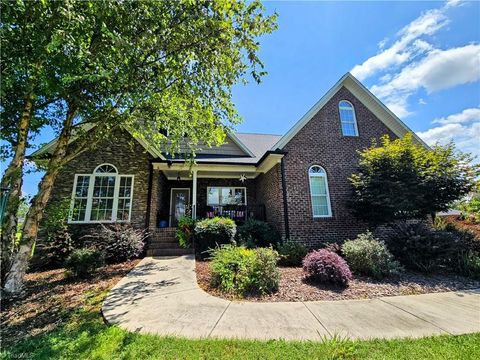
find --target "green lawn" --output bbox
[2,289,479,360]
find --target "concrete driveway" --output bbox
[102,256,480,341]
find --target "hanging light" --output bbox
[177,172,181,181]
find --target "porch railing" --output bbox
[197,204,266,223]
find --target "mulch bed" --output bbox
[1,260,139,347]
[444,215,480,238]
[195,260,480,302]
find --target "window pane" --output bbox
[75,176,90,197]
[91,198,114,221]
[310,177,326,195]
[71,198,88,221]
[116,198,131,221]
[221,188,235,205]
[312,196,329,216]
[207,188,220,205]
[234,189,245,205]
[342,123,356,136]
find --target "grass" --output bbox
[2,290,479,359]
[2,264,479,360]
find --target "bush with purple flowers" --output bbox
[302,249,352,286]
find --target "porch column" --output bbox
[192,169,197,219]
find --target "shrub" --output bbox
[341,231,402,279]
[456,251,480,279]
[195,217,236,255]
[277,240,308,266]
[237,219,279,248]
[210,245,279,295]
[64,248,104,278]
[302,249,352,286]
[323,242,343,256]
[84,224,147,263]
[385,222,465,273]
[457,195,480,224]
[176,216,196,248]
[41,199,75,266]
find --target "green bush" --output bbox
[457,195,480,224]
[456,251,480,279]
[195,217,236,255]
[237,219,279,248]
[386,222,467,273]
[210,245,279,295]
[64,248,104,278]
[176,216,196,248]
[277,240,308,266]
[342,231,402,279]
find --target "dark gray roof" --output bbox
[167,132,282,164]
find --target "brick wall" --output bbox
[255,164,285,237]
[282,86,397,247]
[46,128,153,237]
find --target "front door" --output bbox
[170,188,190,227]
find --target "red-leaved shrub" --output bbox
[302,249,352,286]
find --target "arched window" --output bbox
[69,163,134,223]
[308,165,332,217]
[339,100,358,136]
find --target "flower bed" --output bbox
[196,260,480,302]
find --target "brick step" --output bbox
[148,241,182,249]
[146,248,194,257]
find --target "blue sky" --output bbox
[8,0,480,196]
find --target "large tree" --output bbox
[348,134,479,226]
[2,0,277,294]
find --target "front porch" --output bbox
[149,157,282,229]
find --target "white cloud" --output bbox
[371,44,480,116]
[418,107,480,159]
[351,5,450,81]
[433,107,480,124]
[418,98,427,105]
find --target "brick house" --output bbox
[34,73,425,254]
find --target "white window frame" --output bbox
[339,100,359,137]
[206,186,247,206]
[68,164,134,224]
[308,165,332,218]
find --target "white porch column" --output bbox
[192,169,197,219]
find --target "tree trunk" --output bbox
[3,106,77,295]
[1,95,33,286]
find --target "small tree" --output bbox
[349,134,479,225]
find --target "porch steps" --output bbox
[146,228,194,257]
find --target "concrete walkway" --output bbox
[102,256,480,341]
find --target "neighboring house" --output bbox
[32,73,425,254]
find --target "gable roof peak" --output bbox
[271,73,426,150]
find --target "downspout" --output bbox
[280,157,290,239]
[145,162,154,229]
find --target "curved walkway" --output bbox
[102,256,480,341]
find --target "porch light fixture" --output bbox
[176,172,181,182]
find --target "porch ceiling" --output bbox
[153,153,283,180]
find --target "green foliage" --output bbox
[83,224,147,263]
[349,134,479,225]
[277,240,308,266]
[210,245,279,296]
[64,248,104,278]
[195,217,237,255]
[2,0,278,159]
[456,251,480,279]
[385,222,478,273]
[341,231,402,279]
[176,216,196,248]
[237,219,279,248]
[457,195,480,224]
[42,199,75,266]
